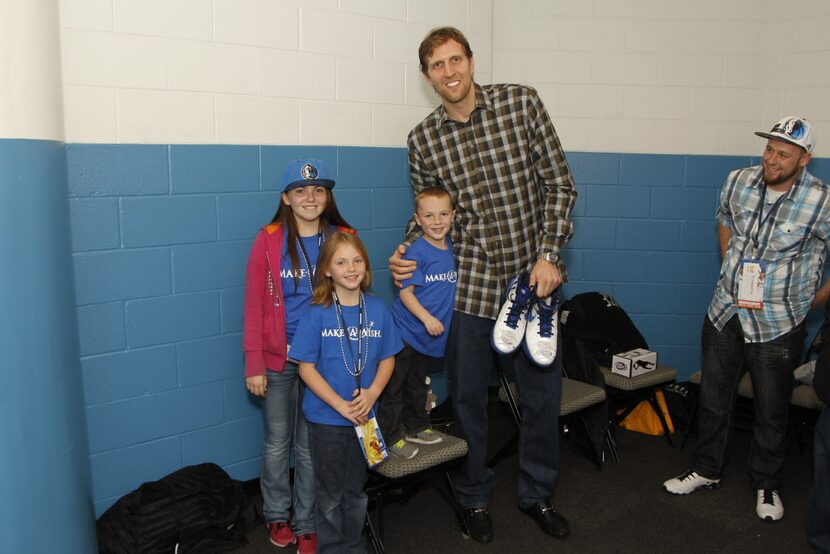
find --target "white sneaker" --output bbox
[663,469,721,495]
[492,273,534,355]
[756,489,783,521]
[523,290,561,366]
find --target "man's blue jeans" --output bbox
[807,408,830,551]
[693,315,805,490]
[446,310,562,510]
[261,362,315,534]
[308,422,368,554]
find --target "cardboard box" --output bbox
[611,349,658,378]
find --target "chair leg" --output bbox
[446,472,469,537]
[497,368,522,426]
[577,415,604,470]
[647,391,674,447]
[605,427,620,463]
[365,512,384,554]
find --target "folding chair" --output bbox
[602,364,677,450]
[491,368,612,469]
[363,426,468,553]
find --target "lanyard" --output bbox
[295,230,323,289]
[332,291,366,388]
[751,186,787,251]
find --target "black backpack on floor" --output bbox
[96,462,258,553]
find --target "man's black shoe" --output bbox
[461,507,493,543]
[520,500,569,539]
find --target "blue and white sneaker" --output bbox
[523,289,562,366]
[492,273,535,355]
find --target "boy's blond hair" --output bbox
[414,186,453,212]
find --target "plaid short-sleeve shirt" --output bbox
[708,165,830,342]
[406,84,577,320]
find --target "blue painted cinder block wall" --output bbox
[67,144,830,514]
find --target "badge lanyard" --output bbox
[332,291,367,389]
[295,230,323,290]
[738,185,786,310]
[750,186,786,255]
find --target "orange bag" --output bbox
[618,390,675,436]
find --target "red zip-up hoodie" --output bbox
[242,222,355,377]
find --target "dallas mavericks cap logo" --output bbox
[279,158,336,192]
[754,116,815,153]
[773,119,805,139]
[300,163,319,180]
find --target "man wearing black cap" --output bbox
[664,116,830,522]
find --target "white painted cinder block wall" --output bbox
[493,0,830,157]
[58,0,830,157]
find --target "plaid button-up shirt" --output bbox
[406,84,576,320]
[709,165,830,342]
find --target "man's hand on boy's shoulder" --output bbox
[389,243,416,286]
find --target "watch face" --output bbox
[542,253,559,263]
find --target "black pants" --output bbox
[694,314,805,489]
[378,342,432,445]
[447,311,562,509]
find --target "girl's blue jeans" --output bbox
[261,362,315,534]
[308,422,368,554]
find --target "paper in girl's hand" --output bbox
[354,412,388,467]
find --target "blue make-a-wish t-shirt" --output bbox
[280,232,321,343]
[391,237,457,357]
[291,294,403,426]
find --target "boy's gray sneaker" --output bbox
[663,469,721,494]
[389,439,419,459]
[406,428,443,445]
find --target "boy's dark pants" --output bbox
[308,422,368,554]
[378,341,432,444]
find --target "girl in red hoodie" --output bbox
[243,158,354,553]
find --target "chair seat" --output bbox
[600,364,676,391]
[372,431,467,479]
[689,370,754,399]
[497,378,606,416]
[689,370,825,409]
[790,384,825,410]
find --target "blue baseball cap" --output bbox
[279,158,336,192]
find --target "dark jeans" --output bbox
[446,310,562,510]
[308,423,367,554]
[807,408,830,551]
[693,314,805,490]
[378,342,432,444]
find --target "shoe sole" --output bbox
[663,481,721,495]
[758,514,783,522]
[461,528,493,544]
[405,436,443,445]
[270,539,297,548]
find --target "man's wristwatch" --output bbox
[538,252,560,264]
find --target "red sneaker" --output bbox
[297,532,317,554]
[268,522,296,547]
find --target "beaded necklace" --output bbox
[332,290,368,385]
[295,230,323,291]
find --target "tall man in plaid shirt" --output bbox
[664,116,830,523]
[389,27,576,543]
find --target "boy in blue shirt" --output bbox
[380,187,457,458]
